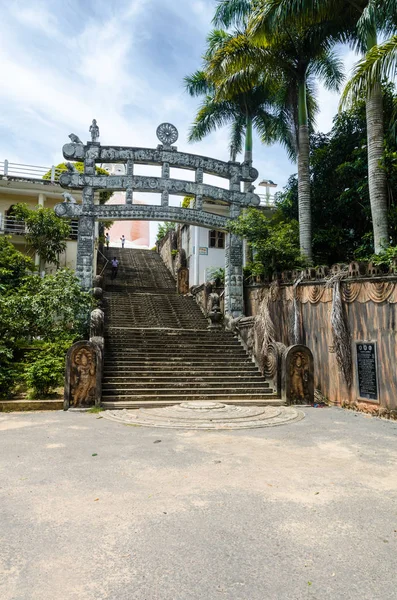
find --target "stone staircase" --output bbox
[101,248,281,409]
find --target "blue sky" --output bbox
[0,0,358,203]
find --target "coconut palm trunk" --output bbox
[243,114,254,264]
[297,78,312,263]
[366,31,389,253]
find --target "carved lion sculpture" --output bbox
[69,133,83,144]
[62,192,77,204]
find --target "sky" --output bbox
[0,0,359,241]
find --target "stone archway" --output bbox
[54,122,261,318]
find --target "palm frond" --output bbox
[308,49,345,92]
[340,35,397,108]
[213,0,252,28]
[204,29,233,61]
[188,98,238,143]
[184,71,213,97]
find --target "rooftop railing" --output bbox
[0,216,79,239]
[0,161,64,182]
[258,193,277,208]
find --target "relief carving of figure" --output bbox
[71,348,96,407]
[290,352,308,402]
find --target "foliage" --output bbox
[276,86,397,264]
[341,35,397,107]
[0,236,35,289]
[43,162,113,204]
[182,196,194,208]
[25,356,64,398]
[206,266,225,284]
[23,338,73,398]
[229,208,306,276]
[44,162,113,204]
[11,204,70,266]
[156,222,176,243]
[0,255,91,397]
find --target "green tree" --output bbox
[276,85,397,263]
[43,162,113,204]
[229,207,306,276]
[209,1,344,262]
[12,204,70,267]
[256,0,397,253]
[185,29,286,170]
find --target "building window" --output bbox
[209,230,225,249]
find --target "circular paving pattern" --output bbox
[103,402,304,430]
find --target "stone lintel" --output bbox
[58,174,260,207]
[54,203,230,231]
[62,144,259,182]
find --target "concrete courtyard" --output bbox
[1,407,397,600]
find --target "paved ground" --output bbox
[1,408,397,600]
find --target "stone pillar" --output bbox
[76,213,95,290]
[224,205,244,318]
[38,193,45,207]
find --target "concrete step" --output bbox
[105,342,247,357]
[103,366,260,374]
[102,375,264,382]
[105,352,251,369]
[101,394,282,407]
[102,387,273,397]
[102,381,269,391]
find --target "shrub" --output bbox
[25,355,64,398]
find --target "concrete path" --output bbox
[1,407,397,600]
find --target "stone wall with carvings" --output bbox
[244,265,397,413]
[158,230,177,280]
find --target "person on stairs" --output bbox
[111,256,119,280]
[105,232,110,249]
[121,234,125,248]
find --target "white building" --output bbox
[180,179,278,286]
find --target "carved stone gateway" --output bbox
[64,341,102,410]
[54,121,261,318]
[282,345,314,405]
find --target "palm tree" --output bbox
[210,3,344,261]
[253,0,397,253]
[185,30,294,186]
[341,35,397,107]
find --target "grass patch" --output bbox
[87,406,104,414]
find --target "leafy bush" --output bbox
[25,356,64,398]
[0,236,35,288]
[24,339,73,398]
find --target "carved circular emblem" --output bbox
[156,123,179,146]
[54,203,67,217]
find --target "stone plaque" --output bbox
[356,342,378,401]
